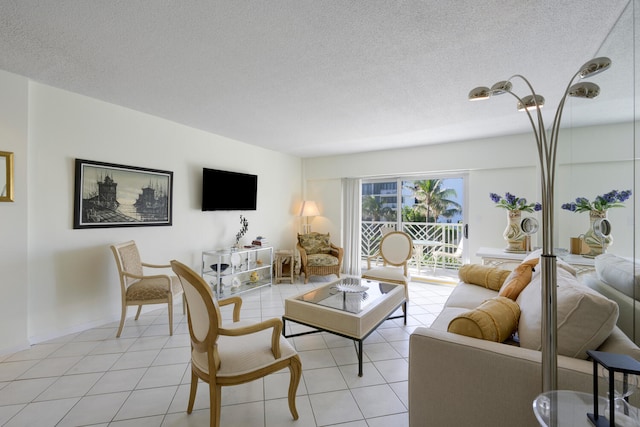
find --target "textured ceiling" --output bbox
[0,1,632,158]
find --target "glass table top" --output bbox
[294,277,400,314]
[533,390,640,427]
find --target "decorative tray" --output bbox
[335,284,369,293]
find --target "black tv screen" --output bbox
[202,168,257,211]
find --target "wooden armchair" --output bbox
[297,232,343,283]
[170,260,301,427]
[110,240,184,337]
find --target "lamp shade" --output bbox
[299,200,320,217]
[517,94,545,111]
[468,86,491,101]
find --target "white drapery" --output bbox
[341,178,362,275]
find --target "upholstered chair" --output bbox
[296,232,344,283]
[361,231,413,302]
[110,240,184,337]
[170,260,301,427]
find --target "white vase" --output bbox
[583,210,612,257]
[503,210,525,252]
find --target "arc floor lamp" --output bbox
[469,57,612,392]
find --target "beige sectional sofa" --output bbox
[408,251,640,427]
[584,253,640,343]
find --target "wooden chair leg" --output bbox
[116,304,127,338]
[209,382,221,427]
[187,370,198,413]
[134,305,143,320]
[288,356,302,420]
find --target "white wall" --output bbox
[0,73,303,354]
[0,70,29,352]
[303,123,637,264]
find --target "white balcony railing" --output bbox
[361,221,464,271]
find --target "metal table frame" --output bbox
[282,300,406,377]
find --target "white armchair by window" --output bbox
[362,231,413,304]
[432,239,464,269]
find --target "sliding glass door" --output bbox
[361,174,467,271]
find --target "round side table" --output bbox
[533,390,639,427]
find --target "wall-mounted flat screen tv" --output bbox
[202,168,258,211]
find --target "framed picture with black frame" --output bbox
[73,159,173,229]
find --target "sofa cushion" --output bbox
[516,267,618,359]
[595,253,640,299]
[458,264,511,291]
[299,232,331,254]
[499,258,539,300]
[307,253,339,267]
[442,282,500,311]
[448,296,520,342]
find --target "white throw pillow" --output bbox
[516,267,618,359]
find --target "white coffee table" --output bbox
[282,276,406,376]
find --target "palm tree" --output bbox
[362,195,393,221]
[408,179,461,222]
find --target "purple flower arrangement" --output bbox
[561,189,632,213]
[489,192,542,212]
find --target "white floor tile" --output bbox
[308,389,363,426]
[34,372,102,401]
[87,367,146,395]
[17,356,83,379]
[136,364,189,389]
[297,349,336,370]
[0,377,57,405]
[3,397,79,427]
[65,353,121,374]
[114,386,178,420]
[109,415,164,427]
[264,370,308,400]
[372,358,409,383]
[223,401,268,426]
[0,360,38,382]
[351,384,406,418]
[302,367,347,394]
[151,347,190,366]
[265,396,316,427]
[0,404,26,426]
[0,278,452,427]
[57,391,130,426]
[111,349,160,370]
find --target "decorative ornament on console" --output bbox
[234,214,249,249]
[561,189,631,258]
[490,192,541,253]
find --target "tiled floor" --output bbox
[0,275,455,427]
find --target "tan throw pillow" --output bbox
[499,258,539,300]
[458,264,511,291]
[516,267,618,359]
[447,296,520,342]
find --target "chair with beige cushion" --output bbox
[170,260,301,427]
[432,239,464,270]
[110,240,184,337]
[361,231,413,302]
[297,232,344,283]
